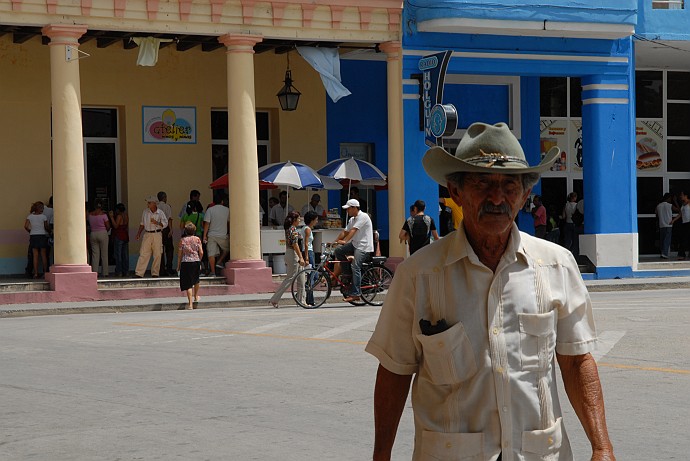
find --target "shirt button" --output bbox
[445,442,452,449]
[548,437,554,445]
[492,327,499,335]
[502,406,508,412]
[496,367,503,373]
[437,341,445,348]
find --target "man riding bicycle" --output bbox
[332,199,374,303]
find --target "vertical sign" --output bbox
[419,51,452,147]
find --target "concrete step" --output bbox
[97,275,228,289]
[0,281,50,292]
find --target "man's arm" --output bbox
[373,365,412,461]
[337,228,357,244]
[202,221,210,243]
[557,352,615,461]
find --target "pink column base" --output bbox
[224,259,274,293]
[46,264,98,296]
[385,256,404,274]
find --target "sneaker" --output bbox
[661,254,669,259]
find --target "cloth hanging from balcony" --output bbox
[132,37,172,66]
[297,46,351,103]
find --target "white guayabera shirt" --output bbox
[366,224,597,461]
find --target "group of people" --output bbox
[530,192,584,256]
[656,190,690,260]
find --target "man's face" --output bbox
[346,206,358,217]
[147,202,158,212]
[192,194,200,202]
[311,198,320,207]
[279,194,287,206]
[449,173,530,238]
[533,196,542,207]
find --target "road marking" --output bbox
[115,322,368,346]
[311,316,379,339]
[597,362,690,375]
[592,330,626,361]
[244,317,303,334]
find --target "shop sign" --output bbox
[419,51,453,147]
[142,106,197,144]
[635,120,663,171]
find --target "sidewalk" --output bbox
[1,276,690,318]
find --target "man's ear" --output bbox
[521,187,533,208]
[447,182,463,207]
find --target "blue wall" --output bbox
[405,0,637,27]
[636,0,690,40]
[326,59,390,240]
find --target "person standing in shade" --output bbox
[178,189,201,218]
[301,194,326,226]
[531,194,547,239]
[656,193,678,259]
[157,191,175,276]
[177,222,203,310]
[350,186,367,213]
[110,203,130,277]
[24,201,50,279]
[270,212,306,308]
[561,192,578,252]
[367,122,615,461]
[677,191,690,260]
[134,196,168,277]
[399,200,439,255]
[439,194,463,235]
[202,194,229,276]
[88,199,111,278]
[269,191,295,226]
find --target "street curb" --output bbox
[2,279,690,318]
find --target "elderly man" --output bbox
[134,195,168,278]
[366,122,615,461]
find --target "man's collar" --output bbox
[444,222,526,267]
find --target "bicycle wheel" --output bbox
[361,266,393,306]
[291,268,331,309]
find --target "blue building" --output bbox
[330,0,690,278]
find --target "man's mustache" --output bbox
[478,202,511,218]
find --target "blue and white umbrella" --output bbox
[259,161,323,210]
[317,158,387,185]
[318,158,387,199]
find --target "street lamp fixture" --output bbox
[277,52,301,111]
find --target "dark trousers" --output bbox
[679,222,690,258]
[159,227,175,274]
[534,225,547,239]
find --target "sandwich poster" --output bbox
[142,106,197,144]
[636,120,663,171]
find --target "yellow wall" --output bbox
[0,35,328,270]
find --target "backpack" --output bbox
[572,208,584,226]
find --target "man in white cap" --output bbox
[134,195,168,278]
[332,198,373,303]
[366,122,615,461]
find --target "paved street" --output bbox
[1,289,689,460]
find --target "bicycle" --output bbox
[290,242,394,309]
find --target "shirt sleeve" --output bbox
[554,252,598,356]
[430,218,437,231]
[402,220,410,233]
[159,211,168,228]
[203,208,212,223]
[365,262,420,375]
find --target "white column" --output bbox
[217,34,273,290]
[380,41,405,260]
[42,24,97,295]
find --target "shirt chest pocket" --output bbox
[518,311,556,372]
[416,321,478,385]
